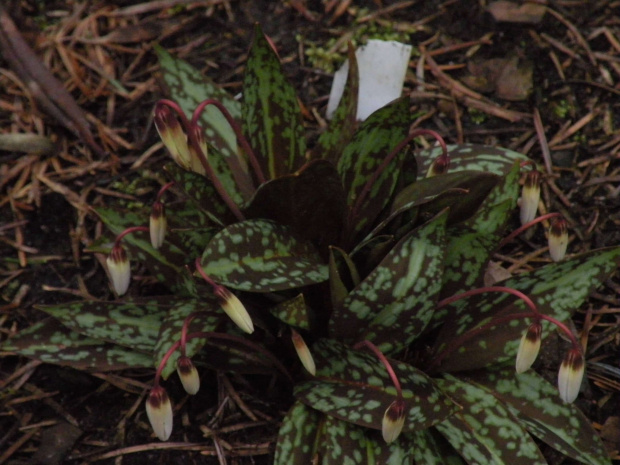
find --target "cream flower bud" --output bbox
[154,104,192,170]
[291,329,316,376]
[176,356,200,395]
[187,125,208,176]
[515,322,542,374]
[548,217,568,262]
[106,244,130,296]
[145,386,173,441]
[149,201,167,249]
[519,170,541,225]
[382,398,406,444]
[557,348,585,403]
[216,287,254,334]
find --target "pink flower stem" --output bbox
[153,331,293,386]
[428,310,581,373]
[156,181,175,202]
[437,285,539,316]
[192,98,265,184]
[499,212,562,248]
[114,226,149,247]
[156,99,245,221]
[354,340,403,399]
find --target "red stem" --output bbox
[499,212,562,248]
[437,285,539,315]
[156,181,175,202]
[354,340,403,398]
[114,226,149,246]
[192,99,266,184]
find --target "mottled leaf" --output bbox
[1,319,152,371]
[338,98,412,236]
[331,211,447,354]
[155,44,240,158]
[201,219,328,292]
[416,144,528,178]
[411,429,467,465]
[36,298,172,352]
[164,163,235,226]
[242,25,306,178]
[274,401,321,465]
[470,368,611,465]
[436,374,547,465]
[315,43,359,164]
[434,247,620,372]
[295,339,456,433]
[316,415,416,464]
[269,293,311,330]
[244,160,347,251]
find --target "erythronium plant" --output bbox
[3,25,618,464]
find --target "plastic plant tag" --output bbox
[326,40,412,121]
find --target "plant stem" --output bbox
[354,340,403,398]
[499,212,562,248]
[437,286,539,315]
[193,98,266,184]
[156,181,175,202]
[157,99,246,221]
[114,226,149,247]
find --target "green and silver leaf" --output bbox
[200,219,328,292]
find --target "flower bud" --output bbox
[548,217,568,262]
[149,201,167,249]
[106,244,130,296]
[176,356,200,395]
[426,154,450,178]
[557,348,585,403]
[145,385,173,441]
[187,125,208,176]
[515,321,542,374]
[154,104,192,170]
[291,329,316,376]
[519,170,541,225]
[382,398,406,444]
[215,287,254,334]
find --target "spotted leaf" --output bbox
[470,368,611,465]
[330,211,447,353]
[416,144,528,178]
[337,97,413,237]
[242,24,306,179]
[274,401,321,465]
[434,246,620,372]
[155,44,240,159]
[315,43,359,164]
[200,219,328,292]
[269,294,311,330]
[294,339,456,433]
[1,319,152,371]
[436,374,547,465]
[35,298,177,352]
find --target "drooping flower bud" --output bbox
[548,217,568,262]
[291,329,316,376]
[382,398,406,444]
[519,170,541,225]
[187,124,208,176]
[215,286,254,334]
[426,154,450,178]
[154,104,192,170]
[106,244,130,296]
[149,201,167,249]
[557,348,585,403]
[145,385,173,441]
[176,356,200,395]
[515,321,542,374]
